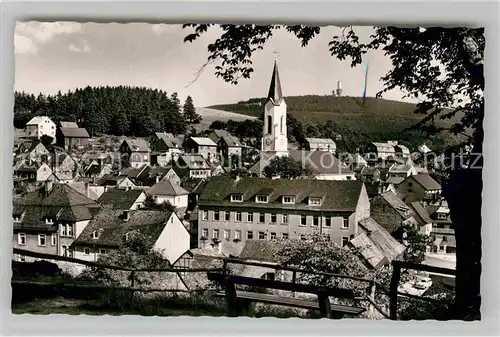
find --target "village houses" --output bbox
[24,116,56,142]
[119,138,151,168]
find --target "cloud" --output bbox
[151,24,182,35]
[14,34,38,54]
[68,39,91,53]
[15,21,83,54]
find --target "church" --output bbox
[249,60,356,181]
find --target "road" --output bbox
[423,254,456,270]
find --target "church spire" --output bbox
[266,59,284,106]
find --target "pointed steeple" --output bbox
[266,59,284,106]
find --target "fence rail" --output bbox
[12,248,456,319]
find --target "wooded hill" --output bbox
[14,86,189,137]
[209,95,464,153]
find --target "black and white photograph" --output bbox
[10,21,483,321]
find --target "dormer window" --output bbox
[438,212,448,220]
[309,198,322,206]
[92,230,99,239]
[125,232,130,241]
[231,194,243,202]
[282,196,295,204]
[45,218,54,224]
[256,195,269,203]
[13,216,21,222]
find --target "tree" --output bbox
[143,194,177,213]
[209,120,227,130]
[79,231,171,288]
[263,156,313,179]
[40,134,54,147]
[183,24,484,320]
[402,224,435,264]
[183,96,202,125]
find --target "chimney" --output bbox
[44,180,53,195]
[156,174,160,184]
[122,210,130,221]
[85,182,90,198]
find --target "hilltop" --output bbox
[208,95,464,152]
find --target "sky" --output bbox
[14,21,409,107]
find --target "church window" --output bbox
[267,115,272,134]
[280,116,284,134]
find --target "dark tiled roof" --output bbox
[120,166,146,179]
[389,164,413,173]
[180,178,207,194]
[178,155,211,170]
[219,135,241,147]
[60,127,90,138]
[14,184,100,228]
[238,240,282,263]
[379,191,414,219]
[410,174,441,191]
[288,150,354,175]
[409,201,433,226]
[199,176,364,212]
[155,132,182,148]
[59,121,79,128]
[358,217,406,263]
[123,138,150,152]
[98,188,145,209]
[385,176,405,185]
[72,209,172,248]
[147,180,189,196]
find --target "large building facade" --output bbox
[197,176,370,248]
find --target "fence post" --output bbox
[225,277,238,317]
[390,263,401,320]
[291,271,297,298]
[130,270,135,308]
[317,289,332,319]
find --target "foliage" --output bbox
[183,95,202,125]
[402,225,436,264]
[272,233,392,295]
[79,232,171,288]
[40,134,54,147]
[14,86,188,137]
[143,194,177,213]
[263,155,313,179]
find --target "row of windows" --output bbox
[17,233,57,247]
[83,247,107,255]
[201,228,351,247]
[201,211,349,228]
[201,228,288,241]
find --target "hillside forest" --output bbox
[14,87,461,153]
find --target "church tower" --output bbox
[261,59,288,157]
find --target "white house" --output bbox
[71,209,190,264]
[25,116,56,142]
[146,180,189,209]
[305,138,337,154]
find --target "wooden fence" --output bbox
[12,248,456,319]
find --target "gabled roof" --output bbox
[353,217,406,269]
[147,180,189,197]
[98,188,145,209]
[379,191,414,219]
[123,138,150,152]
[155,132,182,148]
[396,144,410,153]
[219,135,241,147]
[409,174,441,191]
[26,116,54,125]
[181,178,207,194]
[389,163,414,173]
[59,121,79,128]
[67,182,100,201]
[178,154,211,170]
[305,138,336,145]
[189,137,217,147]
[385,176,405,185]
[238,240,282,263]
[60,127,90,138]
[13,183,100,226]
[72,209,173,248]
[16,161,47,173]
[199,176,365,212]
[409,201,433,226]
[266,60,284,106]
